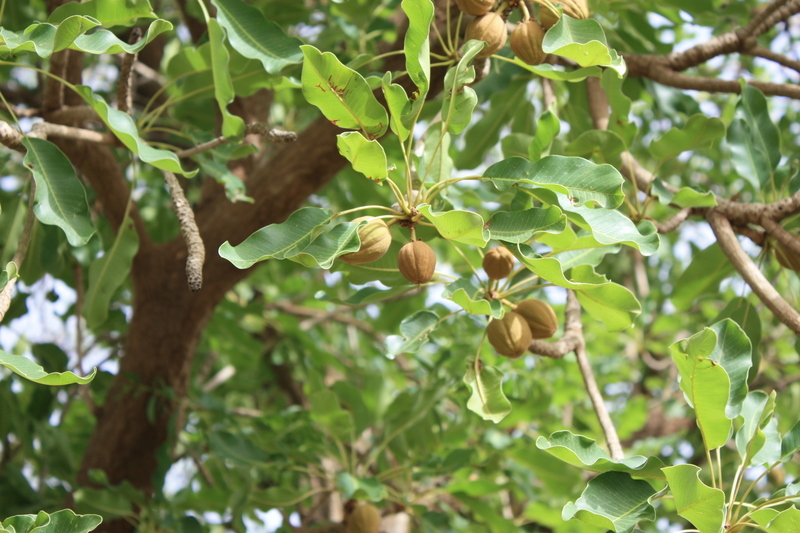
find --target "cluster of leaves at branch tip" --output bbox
[397,240,436,284]
[539,0,589,29]
[339,217,392,265]
[345,503,380,533]
[483,246,515,280]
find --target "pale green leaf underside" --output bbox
[0,351,96,385]
[386,311,439,356]
[464,364,512,424]
[662,464,725,533]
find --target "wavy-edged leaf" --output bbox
[292,221,362,269]
[84,219,139,329]
[650,114,725,162]
[0,350,96,385]
[757,507,800,533]
[442,279,503,318]
[22,137,95,247]
[208,19,245,138]
[441,40,483,135]
[74,86,195,176]
[751,417,782,466]
[543,16,626,76]
[211,0,303,74]
[49,0,154,26]
[464,364,511,424]
[219,207,334,268]
[671,328,732,450]
[336,132,388,183]
[651,179,717,208]
[1,510,102,533]
[0,262,18,292]
[551,236,620,269]
[421,121,452,183]
[401,0,433,98]
[487,207,566,243]
[662,464,725,533]
[484,155,625,208]
[571,265,641,331]
[382,72,411,142]
[418,204,488,247]
[562,472,656,533]
[537,430,667,479]
[301,45,388,139]
[515,244,608,290]
[735,392,773,461]
[386,311,439,356]
[511,60,602,81]
[709,319,752,418]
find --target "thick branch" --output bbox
[645,63,800,99]
[707,210,800,334]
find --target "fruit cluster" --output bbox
[457,0,589,65]
[482,247,559,358]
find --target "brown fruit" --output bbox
[774,238,800,271]
[398,241,436,284]
[515,299,558,339]
[483,247,515,280]
[539,0,589,29]
[347,503,381,533]
[455,0,495,16]
[465,12,507,58]
[510,21,547,66]
[487,312,532,358]
[340,217,392,265]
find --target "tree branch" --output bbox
[706,210,800,334]
[528,290,582,358]
[164,171,205,292]
[745,46,800,76]
[175,124,297,159]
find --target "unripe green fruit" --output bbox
[465,12,507,58]
[340,218,392,265]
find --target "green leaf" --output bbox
[487,207,567,243]
[713,298,761,382]
[337,473,387,501]
[751,417,782,466]
[511,60,602,81]
[84,219,139,329]
[49,0,154,26]
[211,0,303,74]
[727,83,781,190]
[565,129,626,167]
[463,364,512,424]
[758,507,800,533]
[385,311,439,356]
[382,73,411,142]
[529,108,561,161]
[671,328,732,450]
[0,350,96,385]
[780,419,800,461]
[421,122,452,183]
[571,265,642,331]
[0,261,17,292]
[1,510,102,533]
[442,279,504,318]
[454,495,517,533]
[651,179,717,208]
[550,236,621,269]
[671,243,736,311]
[441,40,483,135]
[309,390,354,441]
[208,431,269,466]
[484,155,625,208]
[543,16,627,76]
[300,45,388,139]
[708,319,752,418]
[650,114,725,162]
[562,472,656,533]
[73,86,195,176]
[662,464,725,533]
[22,138,95,247]
[417,204,488,247]
[515,244,608,290]
[208,19,245,139]
[536,431,667,480]
[219,207,335,268]
[735,392,774,461]
[401,0,433,98]
[292,221,362,269]
[336,132,388,183]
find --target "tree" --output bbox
[1,0,799,532]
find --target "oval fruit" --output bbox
[510,21,547,66]
[483,247,515,280]
[540,0,589,29]
[398,241,436,284]
[347,503,381,533]
[515,299,558,339]
[455,0,495,16]
[774,238,800,271]
[487,312,532,358]
[465,12,507,58]
[340,218,392,265]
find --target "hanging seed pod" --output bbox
[455,0,495,16]
[483,247,515,280]
[347,503,381,533]
[487,312,532,358]
[515,299,558,339]
[339,217,392,265]
[398,241,436,284]
[539,0,590,29]
[510,20,547,66]
[465,12,508,58]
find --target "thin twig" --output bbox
[175,124,297,158]
[653,208,693,234]
[746,46,800,76]
[0,182,36,322]
[707,210,800,334]
[164,171,205,292]
[117,27,142,114]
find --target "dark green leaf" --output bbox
[562,472,656,533]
